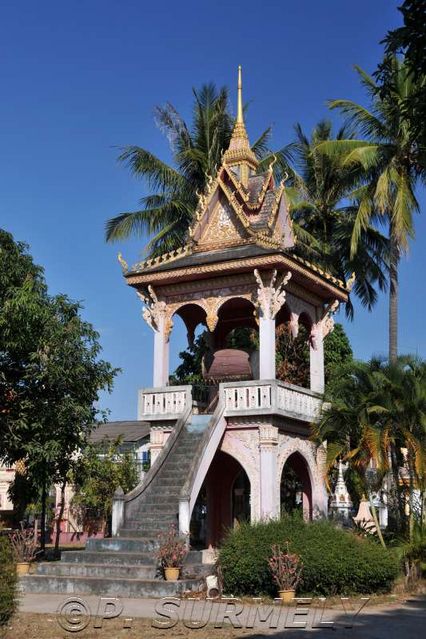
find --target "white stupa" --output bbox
[330,459,353,520]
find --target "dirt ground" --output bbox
[0,592,426,639]
[1,613,252,639]
[3,595,426,639]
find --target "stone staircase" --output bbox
[20,414,213,597]
[122,414,211,536]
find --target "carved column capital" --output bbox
[253,269,292,320]
[321,299,340,339]
[137,285,167,333]
[310,300,340,348]
[259,424,279,449]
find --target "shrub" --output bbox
[218,516,399,596]
[156,524,188,569]
[268,543,303,591]
[0,535,17,627]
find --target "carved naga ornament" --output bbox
[253,269,292,320]
[321,299,339,339]
[137,286,172,337]
[310,299,340,349]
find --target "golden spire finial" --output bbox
[222,66,259,180]
[237,65,244,124]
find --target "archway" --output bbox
[275,307,311,388]
[215,297,257,348]
[189,450,251,548]
[280,452,312,520]
[203,297,258,383]
[173,303,207,348]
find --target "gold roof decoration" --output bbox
[185,67,294,254]
[117,252,129,273]
[124,67,349,300]
[130,245,191,273]
[222,66,258,171]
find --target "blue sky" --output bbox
[1,1,424,420]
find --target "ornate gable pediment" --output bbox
[189,163,294,253]
[186,67,295,254]
[196,197,250,251]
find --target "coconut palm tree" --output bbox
[287,121,389,319]
[105,83,289,257]
[318,57,426,361]
[313,355,426,540]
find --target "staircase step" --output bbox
[61,551,154,565]
[124,530,171,539]
[19,414,213,598]
[118,529,161,539]
[35,562,156,579]
[136,495,179,505]
[19,574,204,598]
[85,537,159,553]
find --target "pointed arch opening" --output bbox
[173,303,208,348]
[189,450,251,548]
[275,306,311,389]
[280,452,312,520]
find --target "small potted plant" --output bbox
[267,542,303,603]
[9,527,40,575]
[156,524,188,581]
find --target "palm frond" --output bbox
[117,146,185,193]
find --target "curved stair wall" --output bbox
[179,396,226,535]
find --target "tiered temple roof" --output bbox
[123,67,349,305]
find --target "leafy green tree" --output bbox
[287,121,389,319]
[105,83,290,256]
[377,1,426,153]
[169,332,209,386]
[324,323,353,385]
[71,439,139,535]
[0,229,117,552]
[319,57,425,361]
[313,355,426,541]
[382,1,426,78]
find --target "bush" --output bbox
[218,516,399,596]
[0,535,17,627]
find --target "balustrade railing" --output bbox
[138,385,192,419]
[139,381,322,423]
[222,380,322,423]
[224,384,272,411]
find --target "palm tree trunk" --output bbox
[368,497,386,548]
[390,444,404,533]
[389,231,399,363]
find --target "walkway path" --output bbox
[18,593,426,638]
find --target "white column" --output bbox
[149,428,166,466]
[153,314,169,387]
[259,316,276,380]
[178,498,190,539]
[111,487,124,536]
[259,425,279,520]
[310,326,324,393]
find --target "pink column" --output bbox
[259,425,279,519]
